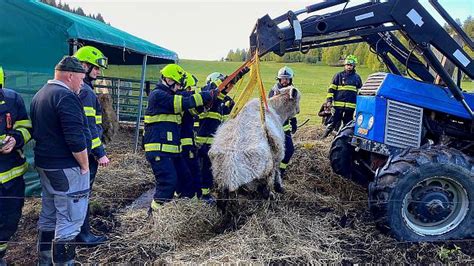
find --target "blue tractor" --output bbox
[250,0,474,241]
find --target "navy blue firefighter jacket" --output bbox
[326,70,362,109]
[0,88,32,186]
[195,87,233,145]
[143,83,213,157]
[78,77,106,159]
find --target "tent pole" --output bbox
[134,55,148,153]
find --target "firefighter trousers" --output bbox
[280,132,295,176]
[328,107,354,133]
[0,177,25,256]
[197,144,213,192]
[178,146,202,198]
[147,154,193,203]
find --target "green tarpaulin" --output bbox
[0,0,177,195]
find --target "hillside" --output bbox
[105,60,473,125]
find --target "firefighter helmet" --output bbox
[74,46,108,69]
[206,72,226,86]
[344,55,358,66]
[276,66,294,79]
[160,64,187,86]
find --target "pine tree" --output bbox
[76,7,85,16]
[226,50,235,61]
[96,13,105,23]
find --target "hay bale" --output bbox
[97,93,119,144]
[11,125,473,264]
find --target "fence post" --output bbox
[117,79,121,121]
[134,55,148,153]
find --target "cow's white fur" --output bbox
[209,86,301,193]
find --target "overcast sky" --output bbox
[61,0,473,60]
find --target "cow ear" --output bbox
[290,87,298,99]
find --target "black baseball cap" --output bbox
[55,56,86,73]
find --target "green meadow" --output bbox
[106,60,474,125]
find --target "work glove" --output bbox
[209,88,220,101]
[290,118,298,134]
[224,95,235,107]
[205,87,220,109]
[230,66,250,85]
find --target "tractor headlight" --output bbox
[368,115,375,130]
[357,113,364,126]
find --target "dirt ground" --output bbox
[6,126,474,264]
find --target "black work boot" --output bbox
[52,240,75,266]
[76,208,107,247]
[38,231,55,266]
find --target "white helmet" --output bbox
[206,72,226,86]
[277,66,294,80]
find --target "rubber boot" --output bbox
[274,171,285,194]
[52,240,75,266]
[148,199,163,219]
[75,208,107,247]
[201,188,216,205]
[38,231,54,266]
[0,248,6,266]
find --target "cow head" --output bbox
[269,85,301,122]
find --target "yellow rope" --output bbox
[229,51,267,122]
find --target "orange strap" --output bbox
[218,59,254,94]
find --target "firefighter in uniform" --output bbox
[176,73,202,198]
[269,66,297,193]
[196,72,233,202]
[0,66,32,265]
[322,55,362,139]
[144,64,217,211]
[73,46,110,245]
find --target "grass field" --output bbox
[106,60,474,125]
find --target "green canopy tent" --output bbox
[0,0,178,195]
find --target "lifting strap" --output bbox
[228,50,268,124]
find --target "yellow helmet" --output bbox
[0,66,3,88]
[344,55,358,66]
[160,64,186,85]
[184,72,198,88]
[74,46,108,69]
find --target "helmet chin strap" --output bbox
[163,77,177,88]
[86,65,96,81]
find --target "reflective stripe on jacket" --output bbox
[79,79,106,158]
[144,83,212,156]
[0,88,32,183]
[326,70,362,109]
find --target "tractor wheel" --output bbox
[329,122,373,186]
[369,146,474,241]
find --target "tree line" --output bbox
[40,0,107,24]
[225,16,474,74]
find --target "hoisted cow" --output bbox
[209,86,301,200]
